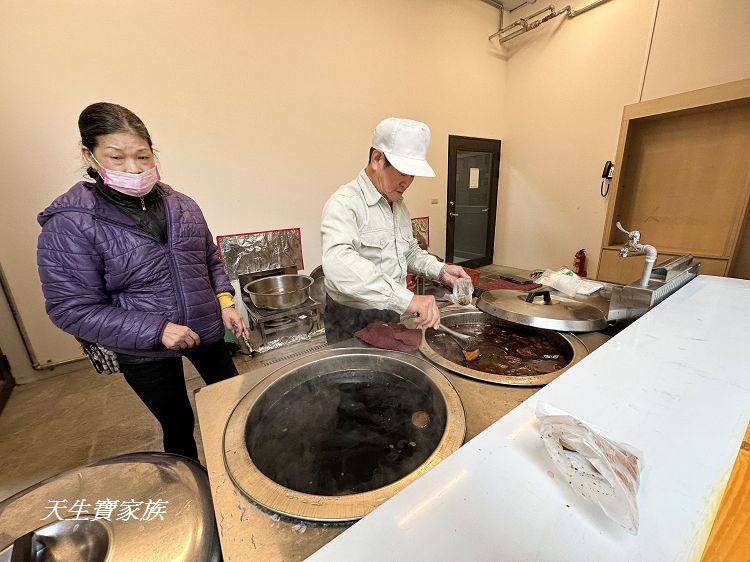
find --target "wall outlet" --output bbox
[430,198,438,204]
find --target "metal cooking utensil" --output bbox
[240,333,255,355]
[436,324,481,362]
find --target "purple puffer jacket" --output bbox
[37,181,233,357]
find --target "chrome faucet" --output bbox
[616,222,658,287]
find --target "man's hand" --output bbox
[222,307,250,340]
[441,264,471,288]
[161,322,201,350]
[406,294,441,329]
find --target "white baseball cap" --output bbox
[372,117,436,178]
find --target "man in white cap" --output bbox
[321,117,470,344]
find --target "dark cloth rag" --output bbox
[354,323,422,352]
[324,294,400,344]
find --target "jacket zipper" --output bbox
[162,197,187,325]
[92,200,186,326]
[92,215,157,241]
[140,197,146,211]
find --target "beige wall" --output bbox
[642,0,750,101]
[4,0,749,376]
[0,1,506,372]
[494,0,750,273]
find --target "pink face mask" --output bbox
[90,154,160,197]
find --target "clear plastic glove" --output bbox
[446,277,474,306]
[441,264,471,288]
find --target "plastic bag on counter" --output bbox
[445,277,474,306]
[536,402,643,535]
[534,267,603,297]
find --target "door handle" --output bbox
[482,208,489,212]
[449,212,459,217]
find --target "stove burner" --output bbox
[262,317,295,328]
[244,298,324,346]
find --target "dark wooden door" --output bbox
[445,136,501,268]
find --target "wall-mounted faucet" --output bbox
[616,222,658,287]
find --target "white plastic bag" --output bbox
[535,267,603,297]
[536,402,643,535]
[446,277,474,306]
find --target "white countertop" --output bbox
[309,276,750,561]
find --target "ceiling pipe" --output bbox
[488,0,614,44]
[478,0,506,10]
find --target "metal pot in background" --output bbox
[309,265,326,305]
[243,274,314,310]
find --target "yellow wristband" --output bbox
[217,292,235,309]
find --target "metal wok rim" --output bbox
[222,348,466,522]
[243,274,314,296]
[242,274,314,310]
[415,309,588,387]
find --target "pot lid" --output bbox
[477,289,607,332]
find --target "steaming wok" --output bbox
[418,310,588,387]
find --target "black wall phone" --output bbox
[600,160,614,196]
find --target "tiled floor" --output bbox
[0,264,526,503]
[0,351,256,502]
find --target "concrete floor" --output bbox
[0,264,528,503]
[0,351,260,502]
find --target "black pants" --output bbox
[324,294,400,345]
[119,340,238,462]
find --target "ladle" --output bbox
[436,324,481,361]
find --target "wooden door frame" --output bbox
[445,135,501,268]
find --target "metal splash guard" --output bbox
[217,228,304,281]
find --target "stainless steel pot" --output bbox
[418,309,589,386]
[243,274,314,310]
[0,453,220,562]
[223,348,466,522]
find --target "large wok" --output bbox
[243,274,314,310]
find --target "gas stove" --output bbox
[243,296,323,347]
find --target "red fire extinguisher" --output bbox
[573,249,587,277]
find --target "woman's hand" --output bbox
[441,264,471,288]
[161,322,201,350]
[222,307,250,340]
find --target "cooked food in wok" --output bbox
[425,322,569,377]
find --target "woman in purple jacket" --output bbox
[37,102,249,462]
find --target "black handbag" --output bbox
[77,339,120,374]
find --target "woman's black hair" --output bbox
[79,102,154,180]
[78,102,153,152]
